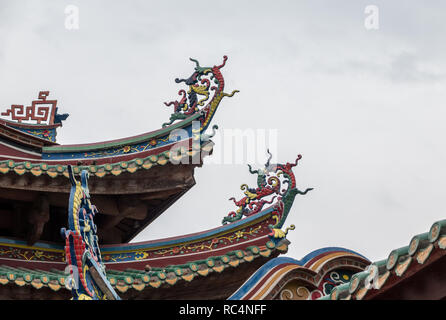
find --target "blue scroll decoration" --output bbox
[61,165,120,300]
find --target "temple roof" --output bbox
[0,91,67,145]
[0,247,369,300]
[0,208,291,299]
[0,56,237,245]
[228,247,370,300]
[318,218,446,300]
[0,152,311,299]
[0,56,237,172]
[0,239,288,299]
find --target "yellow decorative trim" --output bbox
[0,242,63,253]
[0,278,8,285]
[101,217,268,256]
[182,274,194,282]
[149,280,161,288]
[13,167,25,175]
[197,269,209,277]
[95,172,106,178]
[31,280,43,289]
[14,279,25,287]
[116,284,129,293]
[228,260,239,268]
[0,167,10,174]
[213,265,225,272]
[259,249,271,257]
[243,255,254,262]
[142,163,153,170]
[31,168,42,176]
[46,171,58,178]
[276,243,288,252]
[72,180,83,234]
[48,282,61,291]
[165,277,178,286]
[127,167,137,173]
[132,283,145,291]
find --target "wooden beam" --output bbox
[139,188,186,201]
[100,196,148,231]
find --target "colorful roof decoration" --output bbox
[0,265,69,293]
[0,56,237,179]
[0,91,68,143]
[61,165,120,300]
[318,219,446,300]
[228,247,370,300]
[222,152,312,238]
[0,234,289,297]
[0,56,240,247]
[0,139,214,179]
[162,55,238,129]
[0,153,311,299]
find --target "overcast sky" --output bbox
[1,1,446,262]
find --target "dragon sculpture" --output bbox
[61,165,120,300]
[163,55,238,132]
[222,151,313,239]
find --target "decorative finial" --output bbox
[162,56,238,129]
